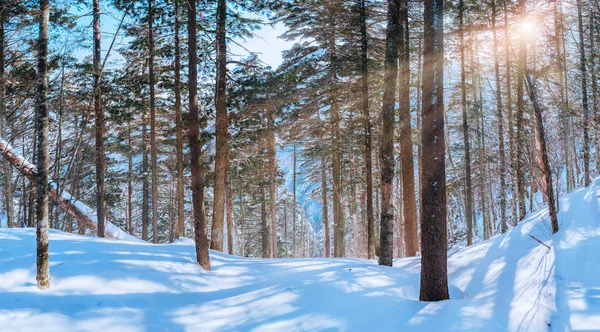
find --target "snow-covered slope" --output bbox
[1,179,599,331]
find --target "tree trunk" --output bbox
[187,0,210,270]
[515,0,527,222]
[142,91,150,241]
[321,155,330,258]
[174,0,184,239]
[36,0,51,289]
[379,0,400,267]
[128,128,133,235]
[420,0,449,301]
[592,11,600,175]
[576,0,591,187]
[326,0,343,258]
[525,73,559,233]
[226,157,234,255]
[211,0,228,252]
[148,0,159,243]
[0,13,12,229]
[261,187,269,258]
[492,0,507,233]
[93,0,106,238]
[293,143,297,257]
[267,94,277,257]
[398,0,418,257]
[459,0,474,245]
[359,0,375,260]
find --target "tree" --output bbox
[148,0,159,243]
[359,0,375,260]
[398,0,418,256]
[420,0,449,301]
[379,0,401,267]
[93,0,106,237]
[174,0,184,239]
[36,0,51,290]
[188,0,210,270]
[211,0,228,252]
[524,72,559,234]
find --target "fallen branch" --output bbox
[529,234,551,250]
[0,137,139,241]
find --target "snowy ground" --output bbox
[1,180,599,331]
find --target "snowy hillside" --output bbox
[1,179,599,331]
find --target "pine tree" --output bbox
[188,0,210,270]
[420,0,449,302]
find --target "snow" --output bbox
[1,179,600,331]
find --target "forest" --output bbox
[0,0,599,329]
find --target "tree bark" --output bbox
[187,0,210,270]
[321,155,330,258]
[93,0,106,238]
[420,0,449,301]
[174,0,185,239]
[359,0,375,260]
[293,143,297,257]
[525,73,559,233]
[379,0,400,267]
[267,94,277,257]
[36,0,51,289]
[0,13,12,229]
[398,0,418,257]
[148,0,159,243]
[211,0,228,252]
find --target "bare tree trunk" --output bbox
[226,157,234,255]
[398,0,418,257]
[174,0,185,239]
[592,11,600,175]
[142,94,150,241]
[525,73,559,233]
[0,13,12,229]
[379,0,400,267]
[93,0,106,237]
[576,0,591,187]
[148,0,159,243]
[36,0,51,289]
[492,0,507,233]
[459,0,474,245]
[128,128,133,235]
[420,0,449,302]
[267,95,277,257]
[261,187,269,258]
[293,143,297,257]
[321,155,330,258]
[284,198,288,258]
[359,0,375,260]
[187,0,210,270]
[211,0,228,252]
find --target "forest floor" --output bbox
[1,179,599,331]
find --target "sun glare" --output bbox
[520,19,536,38]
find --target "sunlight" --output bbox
[519,18,536,39]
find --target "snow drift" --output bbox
[0,179,599,331]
